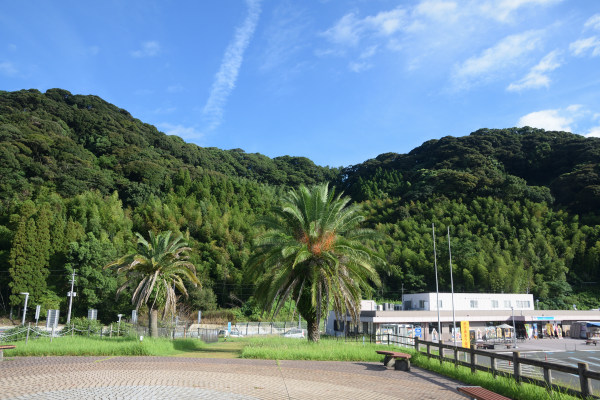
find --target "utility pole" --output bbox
[20,292,29,326]
[432,223,441,342]
[66,270,76,324]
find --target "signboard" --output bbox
[534,316,554,320]
[461,321,470,348]
[227,321,231,333]
[131,310,137,324]
[34,305,41,320]
[46,309,60,328]
[197,310,202,324]
[88,309,98,320]
[414,326,422,338]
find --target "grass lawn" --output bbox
[2,336,207,357]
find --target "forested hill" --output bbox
[1,88,599,320]
[338,128,600,213]
[0,88,338,206]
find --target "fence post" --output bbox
[578,362,592,398]
[543,366,553,390]
[414,337,419,351]
[26,323,30,345]
[110,324,113,338]
[453,347,458,367]
[426,342,431,358]
[71,323,74,338]
[491,355,497,378]
[439,340,444,363]
[470,345,477,373]
[51,325,55,343]
[513,351,522,384]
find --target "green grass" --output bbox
[2,336,206,356]
[241,336,385,361]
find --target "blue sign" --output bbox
[414,326,422,338]
[535,316,555,320]
[228,321,231,333]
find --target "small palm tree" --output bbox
[106,231,200,337]
[247,183,383,341]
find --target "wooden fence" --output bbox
[410,336,600,399]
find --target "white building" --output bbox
[326,293,599,342]
[401,292,534,311]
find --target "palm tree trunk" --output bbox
[307,316,320,342]
[149,307,159,338]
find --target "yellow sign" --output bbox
[461,321,470,348]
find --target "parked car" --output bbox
[218,328,244,338]
[283,328,306,338]
[229,328,244,337]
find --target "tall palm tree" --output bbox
[106,231,200,337]
[247,183,383,342]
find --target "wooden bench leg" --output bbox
[395,359,410,371]
[383,355,395,368]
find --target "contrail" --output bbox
[202,0,262,132]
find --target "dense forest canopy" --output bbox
[1,88,599,323]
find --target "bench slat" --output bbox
[457,386,510,400]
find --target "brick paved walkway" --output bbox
[0,357,468,399]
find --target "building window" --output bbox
[438,300,443,308]
[419,300,426,309]
[504,300,511,308]
[491,300,499,308]
[516,300,530,309]
[404,300,411,310]
[470,300,478,308]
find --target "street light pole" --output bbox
[511,306,517,349]
[20,292,29,326]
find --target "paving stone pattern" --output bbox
[0,356,468,399]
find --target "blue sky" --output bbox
[1,1,599,167]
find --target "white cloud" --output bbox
[0,61,18,76]
[507,50,562,91]
[322,7,406,46]
[202,0,261,132]
[478,0,562,22]
[517,105,585,132]
[159,123,203,141]
[584,14,600,31]
[131,41,161,58]
[322,13,362,46]
[585,126,600,138]
[569,36,600,57]
[452,30,542,89]
[349,61,372,73]
[415,1,458,21]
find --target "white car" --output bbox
[283,328,306,338]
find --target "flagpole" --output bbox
[448,226,457,347]
[432,223,441,342]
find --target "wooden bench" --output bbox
[0,345,16,359]
[585,339,597,346]
[375,350,411,371]
[457,386,510,400]
[476,343,494,350]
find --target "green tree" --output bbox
[105,231,200,337]
[247,184,383,342]
[9,217,49,307]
